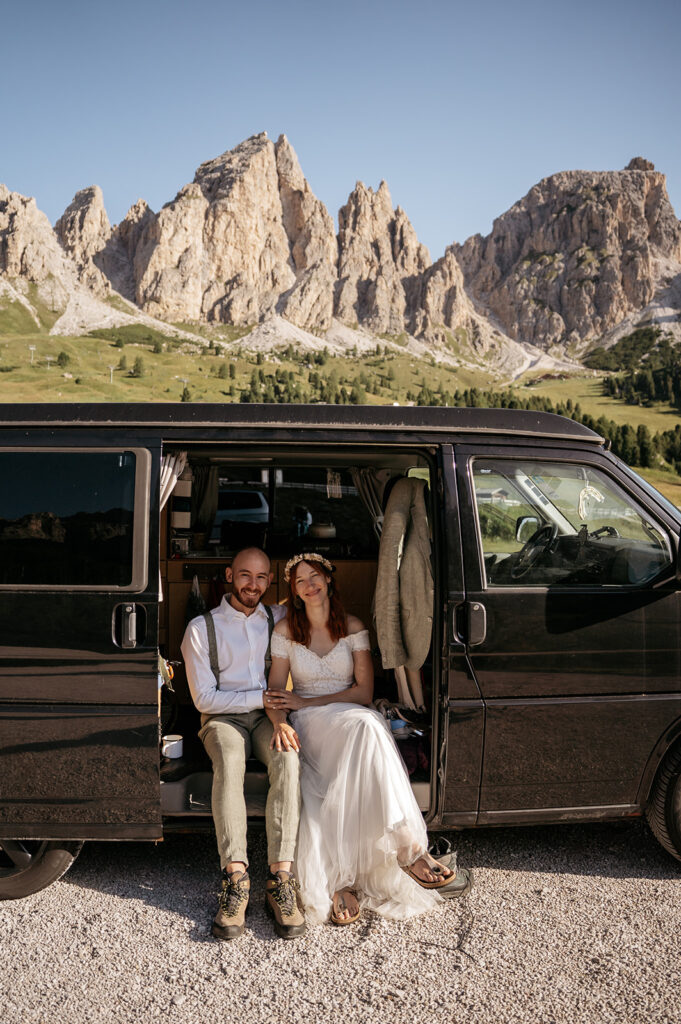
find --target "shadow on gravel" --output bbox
[449,818,680,880]
[61,829,346,942]
[61,817,679,941]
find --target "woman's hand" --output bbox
[265,688,307,711]
[269,721,300,752]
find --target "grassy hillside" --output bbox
[1,327,680,505]
[520,373,681,434]
[0,331,489,404]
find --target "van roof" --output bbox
[0,402,603,442]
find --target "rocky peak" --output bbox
[274,134,337,329]
[274,134,336,271]
[0,185,72,310]
[193,132,271,203]
[626,157,655,172]
[55,185,112,294]
[134,131,295,324]
[116,199,154,257]
[335,180,430,334]
[455,166,681,349]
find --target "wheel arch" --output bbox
[637,714,681,807]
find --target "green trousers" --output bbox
[199,709,301,869]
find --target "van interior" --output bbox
[158,444,438,826]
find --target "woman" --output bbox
[264,552,455,925]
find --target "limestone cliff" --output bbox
[2,140,680,362]
[274,134,337,329]
[133,133,297,324]
[454,161,681,350]
[335,181,430,334]
[55,186,112,295]
[0,184,73,310]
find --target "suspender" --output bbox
[263,604,275,679]
[203,605,275,686]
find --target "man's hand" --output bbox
[270,721,300,753]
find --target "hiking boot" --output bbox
[212,869,250,940]
[438,867,473,900]
[265,870,306,939]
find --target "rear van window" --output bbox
[0,451,139,587]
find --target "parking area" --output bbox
[1,819,679,1024]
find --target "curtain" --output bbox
[350,467,389,539]
[160,451,187,510]
[191,464,219,535]
[158,451,187,602]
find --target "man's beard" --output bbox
[233,585,263,608]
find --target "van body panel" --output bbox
[453,442,681,817]
[0,704,160,838]
[0,432,162,838]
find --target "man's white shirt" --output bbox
[181,595,286,716]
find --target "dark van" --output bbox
[1,402,681,899]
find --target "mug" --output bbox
[161,734,183,758]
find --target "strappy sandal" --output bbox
[405,856,456,889]
[330,888,361,926]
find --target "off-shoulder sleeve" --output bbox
[270,632,291,659]
[347,629,370,652]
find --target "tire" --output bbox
[645,744,681,862]
[0,840,83,900]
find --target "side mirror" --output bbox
[516,515,540,544]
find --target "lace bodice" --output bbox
[270,629,370,697]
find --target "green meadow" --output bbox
[1,318,680,505]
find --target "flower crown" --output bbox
[284,552,335,582]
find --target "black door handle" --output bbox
[466,601,487,646]
[452,601,487,646]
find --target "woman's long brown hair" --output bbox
[287,561,348,646]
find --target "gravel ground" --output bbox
[1,820,679,1024]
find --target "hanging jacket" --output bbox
[374,477,433,671]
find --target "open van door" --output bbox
[438,444,485,827]
[0,441,162,894]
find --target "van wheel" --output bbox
[645,745,681,863]
[0,840,83,900]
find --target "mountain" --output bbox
[454,157,681,354]
[2,139,680,372]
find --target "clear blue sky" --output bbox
[3,0,679,260]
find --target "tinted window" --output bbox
[472,459,672,587]
[0,451,137,586]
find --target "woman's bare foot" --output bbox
[409,853,454,885]
[331,888,360,924]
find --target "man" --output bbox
[181,547,305,941]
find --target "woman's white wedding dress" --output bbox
[271,629,439,924]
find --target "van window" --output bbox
[472,459,672,587]
[0,450,141,587]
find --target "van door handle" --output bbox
[466,601,487,646]
[121,604,137,648]
[114,603,138,648]
[451,602,487,646]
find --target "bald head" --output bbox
[226,548,272,615]
[230,547,271,574]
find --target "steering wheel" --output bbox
[590,525,620,539]
[511,524,558,580]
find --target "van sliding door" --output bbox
[0,445,162,841]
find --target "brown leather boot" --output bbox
[264,870,306,939]
[212,870,250,941]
